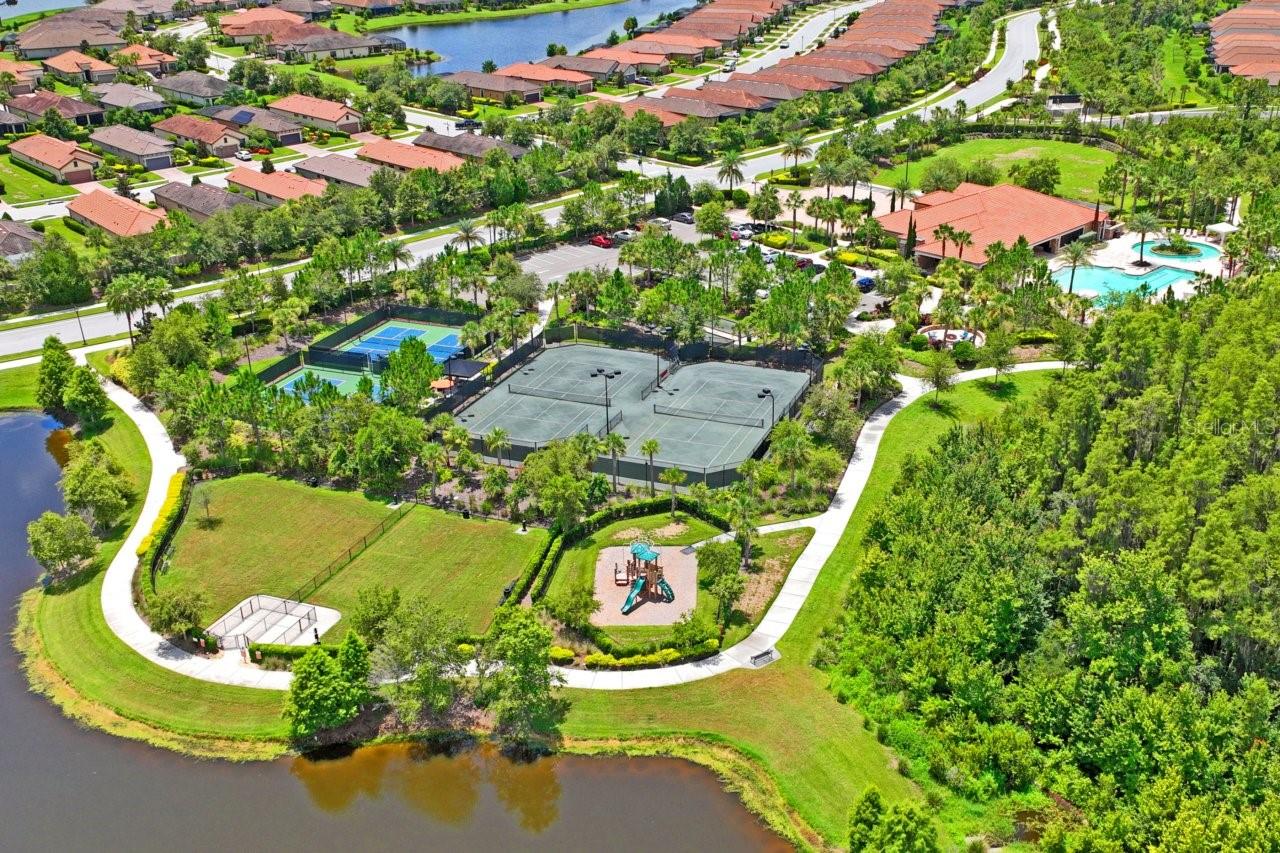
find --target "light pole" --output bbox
[758,387,775,427]
[72,304,87,347]
[590,367,622,434]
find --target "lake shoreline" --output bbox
[361,0,634,33]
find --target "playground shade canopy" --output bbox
[630,542,660,562]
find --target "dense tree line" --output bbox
[820,274,1280,846]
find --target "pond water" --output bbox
[0,411,788,852]
[384,0,694,74]
[5,0,86,20]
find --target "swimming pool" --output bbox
[1055,264,1196,299]
[1133,239,1221,261]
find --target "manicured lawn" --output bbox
[269,64,367,96]
[40,219,89,253]
[563,370,1059,846]
[254,146,299,161]
[161,474,396,623]
[1161,33,1211,104]
[327,504,549,635]
[874,138,1116,202]
[211,44,247,58]
[0,363,291,750]
[0,155,77,204]
[0,363,39,410]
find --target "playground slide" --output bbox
[621,576,646,614]
[657,578,675,603]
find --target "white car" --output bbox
[612,229,639,242]
[730,225,754,240]
[759,248,780,264]
[647,218,672,230]
[234,150,253,161]
[779,39,790,48]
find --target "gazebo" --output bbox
[1205,222,1238,244]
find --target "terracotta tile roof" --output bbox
[268,93,361,123]
[7,91,103,120]
[67,189,165,238]
[226,166,327,201]
[444,71,541,93]
[357,139,465,172]
[0,58,41,77]
[43,50,116,75]
[877,183,1106,264]
[679,86,774,110]
[153,113,245,145]
[10,133,100,170]
[111,44,178,66]
[584,98,683,127]
[633,95,740,119]
[731,70,841,91]
[496,62,593,85]
[219,7,306,36]
[582,48,671,67]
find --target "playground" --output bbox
[456,344,810,473]
[592,541,697,626]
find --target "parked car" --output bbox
[234,149,253,161]
[455,118,482,130]
[723,60,737,71]
[730,225,754,240]
[635,76,653,85]
[672,211,695,224]
[589,234,614,248]
[648,217,672,230]
[779,39,790,48]
[759,248,780,264]
[794,257,815,269]
[857,276,878,293]
[612,228,639,242]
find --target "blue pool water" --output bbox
[1055,265,1196,299]
[1133,239,1221,261]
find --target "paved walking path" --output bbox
[6,348,1058,692]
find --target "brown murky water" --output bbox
[0,412,790,852]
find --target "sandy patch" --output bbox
[740,532,809,617]
[592,545,697,626]
[609,522,688,544]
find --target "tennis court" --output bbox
[275,365,380,398]
[456,344,809,471]
[341,320,463,364]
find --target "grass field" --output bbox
[874,138,1116,202]
[0,366,290,752]
[563,370,1059,847]
[1161,33,1211,104]
[325,504,549,635]
[163,475,546,635]
[0,155,78,204]
[0,363,38,409]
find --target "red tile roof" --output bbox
[67,189,165,238]
[356,139,465,172]
[496,62,593,85]
[42,50,115,75]
[877,183,1106,264]
[268,93,360,123]
[9,133,99,170]
[226,166,327,201]
[153,113,244,145]
[111,43,178,66]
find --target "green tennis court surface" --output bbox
[274,365,379,398]
[456,344,810,470]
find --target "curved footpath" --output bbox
[1,349,1059,691]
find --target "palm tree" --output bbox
[727,482,758,567]
[932,224,955,259]
[485,427,511,467]
[781,132,812,178]
[640,437,661,496]
[460,320,487,355]
[785,190,804,249]
[104,273,148,346]
[1126,211,1161,266]
[659,467,686,515]
[813,159,842,199]
[717,149,745,195]
[420,442,446,499]
[769,420,812,488]
[843,155,873,202]
[892,175,913,211]
[452,218,483,253]
[1059,236,1099,294]
[952,229,973,262]
[603,431,626,492]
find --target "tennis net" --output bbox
[653,403,765,429]
[509,384,610,407]
[595,410,624,437]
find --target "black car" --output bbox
[635,76,653,85]
[455,118,482,130]
[672,211,695,224]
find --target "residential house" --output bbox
[583,97,683,128]
[41,50,117,85]
[0,221,43,263]
[219,7,306,42]
[90,83,170,114]
[152,71,233,107]
[111,44,179,77]
[272,30,386,61]
[226,166,327,206]
[89,125,175,170]
[632,95,741,120]
[293,152,380,187]
[201,105,305,145]
[274,0,335,21]
[356,138,465,173]
[581,48,671,75]
[267,94,364,133]
[0,110,28,135]
[876,182,1108,270]
[330,0,401,14]
[152,181,262,221]
[0,58,44,95]
[9,134,102,183]
[496,62,595,93]
[444,71,540,104]
[67,189,166,238]
[538,55,634,83]
[412,130,527,161]
[152,114,246,157]
[15,22,125,60]
[7,91,105,126]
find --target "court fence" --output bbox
[287,501,413,605]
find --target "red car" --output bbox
[589,234,614,248]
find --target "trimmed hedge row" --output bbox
[136,472,190,597]
[504,531,558,606]
[248,642,339,662]
[583,639,720,670]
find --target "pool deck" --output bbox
[1049,231,1224,300]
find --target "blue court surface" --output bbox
[341,322,464,363]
